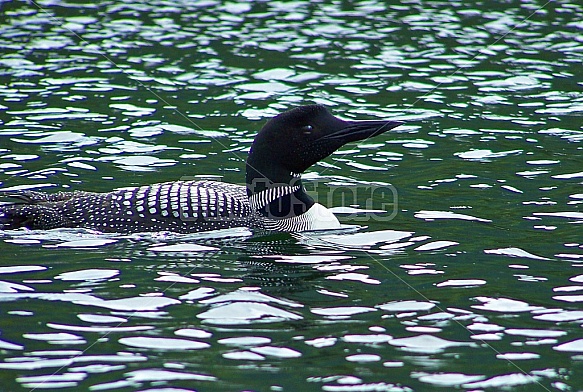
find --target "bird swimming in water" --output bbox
[0,105,401,234]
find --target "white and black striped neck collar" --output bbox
[246,175,315,220]
[248,183,300,211]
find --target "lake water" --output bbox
[1,0,582,391]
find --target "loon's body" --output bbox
[0,105,401,234]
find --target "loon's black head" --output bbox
[246,105,402,183]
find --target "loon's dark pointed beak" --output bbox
[320,119,402,144]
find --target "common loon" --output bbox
[0,105,401,234]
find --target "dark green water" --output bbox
[1,0,582,391]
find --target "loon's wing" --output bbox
[75,180,252,233]
[1,181,252,233]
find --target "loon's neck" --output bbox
[245,163,315,219]
[245,163,340,230]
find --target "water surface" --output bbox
[1,0,583,391]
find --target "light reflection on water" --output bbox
[1,0,583,390]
